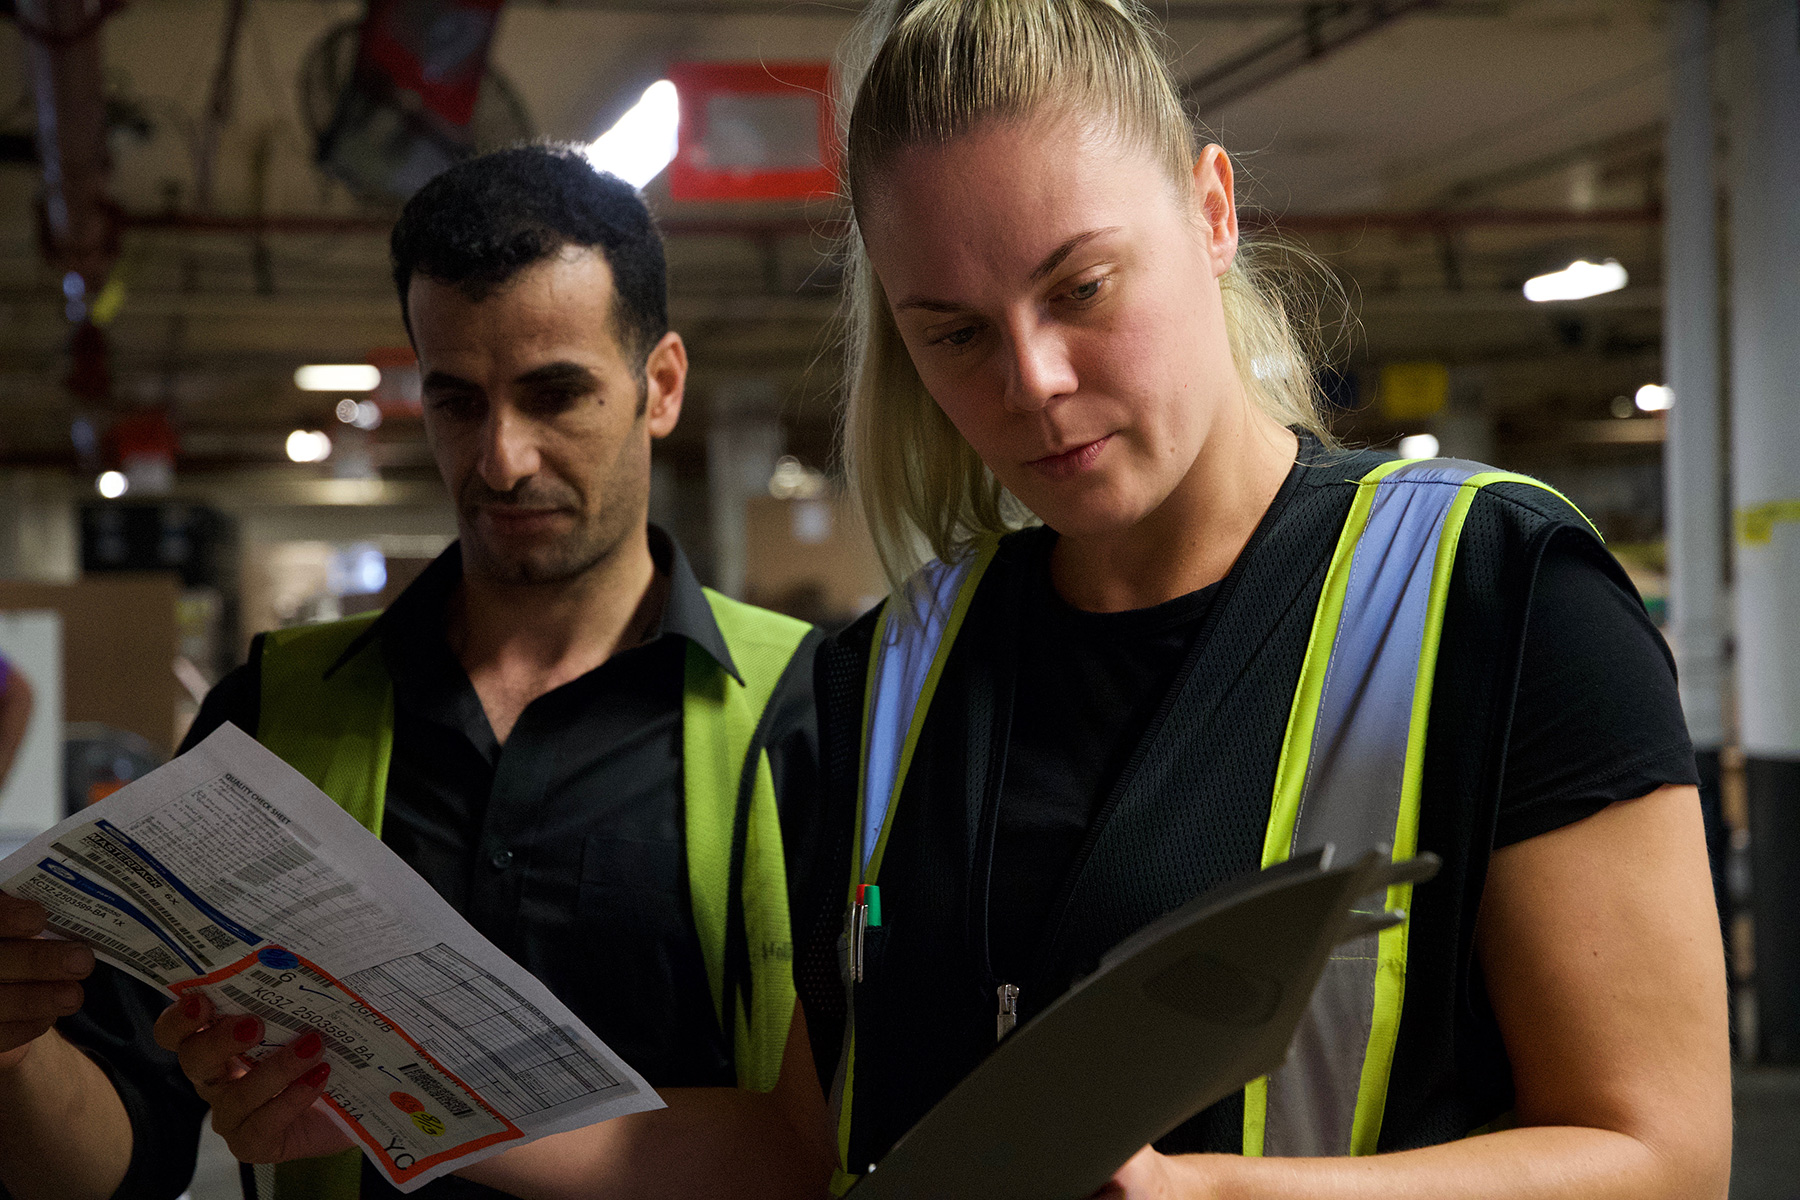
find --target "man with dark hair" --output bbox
[0,144,833,1200]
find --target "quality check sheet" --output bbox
[0,724,662,1191]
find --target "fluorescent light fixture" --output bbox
[1398,433,1440,460]
[1523,258,1628,303]
[95,470,127,499]
[295,364,380,392]
[1635,384,1673,412]
[586,80,680,189]
[286,430,333,463]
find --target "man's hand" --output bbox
[153,993,350,1164]
[0,896,94,1072]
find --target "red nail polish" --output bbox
[232,1016,261,1043]
[292,1031,323,1059]
[298,1062,331,1088]
[181,995,204,1020]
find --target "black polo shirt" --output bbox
[50,529,820,1200]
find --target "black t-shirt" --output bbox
[985,522,1695,984]
[795,447,1701,1170]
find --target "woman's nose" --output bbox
[1001,324,1078,413]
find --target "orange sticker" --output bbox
[390,1092,424,1114]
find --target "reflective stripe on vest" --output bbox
[834,458,1583,1184]
[255,591,811,1200]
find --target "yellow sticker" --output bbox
[1736,499,1800,546]
[410,1111,446,1137]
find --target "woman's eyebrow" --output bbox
[893,226,1124,314]
[1027,227,1120,283]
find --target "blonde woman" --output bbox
[791,1,1731,1197]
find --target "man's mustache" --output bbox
[460,480,581,511]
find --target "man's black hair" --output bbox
[390,144,668,373]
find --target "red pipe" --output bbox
[122,206,1661,240]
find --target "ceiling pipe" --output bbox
[16,0,121,291]
[1181,0,1440,112]
[120,206,1661,241]
[193,0,248,213]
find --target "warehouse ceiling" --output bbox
[0,0,1718,541]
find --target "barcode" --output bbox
[233,841,317,887]
[399,1062,475,1119]
[51,919,181,975]
[216,983,371,1068]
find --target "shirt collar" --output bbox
[323,526,739,683]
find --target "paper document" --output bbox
[0,723,662,1191]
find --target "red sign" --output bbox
[667,62,837,202]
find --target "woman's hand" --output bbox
[0,896,93,1072]
[1092,1146,1225,1200]
[153,992,351,1164]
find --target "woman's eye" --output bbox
[1068,279,1102,302]
[938,325,979,348]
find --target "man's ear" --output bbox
[642,331,687,438]
[1190,144,1240,279]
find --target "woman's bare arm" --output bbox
[1106,784,1731,1200]
[454,1004,835,1200]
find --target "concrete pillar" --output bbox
[1727,0,1800,1063]
[1662,0,1731,945]
[706,380,783,599]
[0,472,78,583]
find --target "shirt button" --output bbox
[490,849,514,870]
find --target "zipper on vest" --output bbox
[996,982,1020,1042]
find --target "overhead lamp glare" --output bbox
[1635,384,1674,412]
[586,80,681,189]
[296,364,380,392]
[286,430,333,463]
[1523,258,1628,303]
[96,470,127,499]
[1398,433,1440,460]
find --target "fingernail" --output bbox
[291,1031,323,1059]
[181,995,205,1020]
[298,1062,331,1088]
[232,1016,261,1043]
[61,946,93,975]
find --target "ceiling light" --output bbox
[1523,259,1628,303]
[286,430,333,463]
[95,470,127,499]
[586,80,680,189]
[335,398,383,430]
[1398,433,1440,459]
[296,364,380,392]
[1635,384,1673,412]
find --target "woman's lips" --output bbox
[1027,434,1113,479]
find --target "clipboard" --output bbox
[849,847,1438,1199]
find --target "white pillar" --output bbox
[1727,0,1800,1062]
[706,380,782,599]
[0,472,78,583]
[1664,0,1726,753]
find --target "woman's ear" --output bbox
[1190,144,1240,279]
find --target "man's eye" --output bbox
[428,394,479,418]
